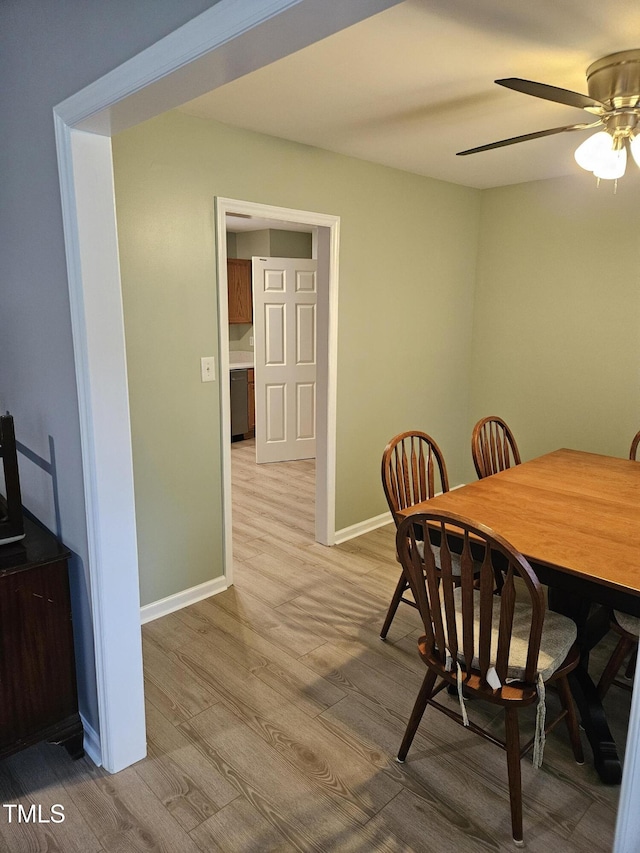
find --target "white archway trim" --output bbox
[53,0,399,775]
[215,198,340,585]
[54,120,144,772]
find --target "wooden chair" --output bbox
[597,612,639,699]
[379,431,449,639]
[395,511,583,847]
[595,431,640,697]
[472,416,521,479]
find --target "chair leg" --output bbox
[597,636,636,699]
[555,675,584,764]
[504,707,524,847]
[625,646,637,680]
[397,669,437,762]
[380,570,410,639]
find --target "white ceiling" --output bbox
[179,0,640,189]
[226,214,311,233]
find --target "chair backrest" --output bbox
[631,431,640,461]
[472,416,521,479]
[396,511,545,687]
[381,431,449,527]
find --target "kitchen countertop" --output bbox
[229,351,254,371]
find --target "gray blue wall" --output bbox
[0,0,222,741]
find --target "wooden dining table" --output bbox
[399,448,640,784]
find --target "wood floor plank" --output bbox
[142,634,221,723]
[570,799,622,853]
[172,629,345,720]
[368,786,590,853]
[183,590,324,668]
[216,686,403,825]
[298,642,422,723]
[205,585,335,660]
[338,524,396,564]
[133,701,239,832]
[232,536,267,562]
[232,558,302,607]
[177,595,327,663]
[181,702,416,853]
[190,797,298,853]
[0,744,103,853]
[142,610,202,654]
[46,757,203,853]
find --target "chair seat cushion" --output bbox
[417,540,463,576]
[614,611,640,637]
[445,588,577,682]
[417,540,483,578]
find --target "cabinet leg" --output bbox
[48,718,85,761]
[62,732,85,761]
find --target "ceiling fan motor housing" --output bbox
[587,49,640,108]
[586,50,640,145]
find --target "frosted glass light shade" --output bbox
[631,134,640,169]
[575,131,626,179]
[574,132,614,170]
[593,147,627,180]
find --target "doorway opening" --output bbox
[214,198,340,587]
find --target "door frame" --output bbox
[53,0,400,774]
[216,198,340,585]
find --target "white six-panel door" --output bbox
[253,257,318,463]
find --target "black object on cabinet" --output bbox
[0,414,25,545]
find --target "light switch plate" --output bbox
[200,356,216,382]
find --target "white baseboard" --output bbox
[334,511,393,544]
[140,576,228,624]
[332,485,467,546]
[80,714,102,766]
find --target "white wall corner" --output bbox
[80,714,102,767]
[334,511,393,545]
[140,576,228,624]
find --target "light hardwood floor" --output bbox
[0,438,629,851]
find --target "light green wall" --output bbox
[233,228,312,259]
[470,174,640,463]
[235,229,270,259]
[269,229,312,258]
[113,110,480,605]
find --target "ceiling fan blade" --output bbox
[496,78,606,112]
[456,121,601,156]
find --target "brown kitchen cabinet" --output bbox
[0,514,84,761]
[227,258,252,324]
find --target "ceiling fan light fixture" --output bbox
[574,131,614,170]
[574,131,627,179]
[630,133,640,169]
[592,146,627,180]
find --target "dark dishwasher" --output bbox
[230,369,249,439]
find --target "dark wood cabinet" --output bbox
[227,258,252,324]
[0,515,83,761]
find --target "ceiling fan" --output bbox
[457,49,640,180]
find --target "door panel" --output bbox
[265,384,286,443]
[265,304,285,365]
[253,257,317,463]
[296,383,315,440]
[296,304,316,365]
